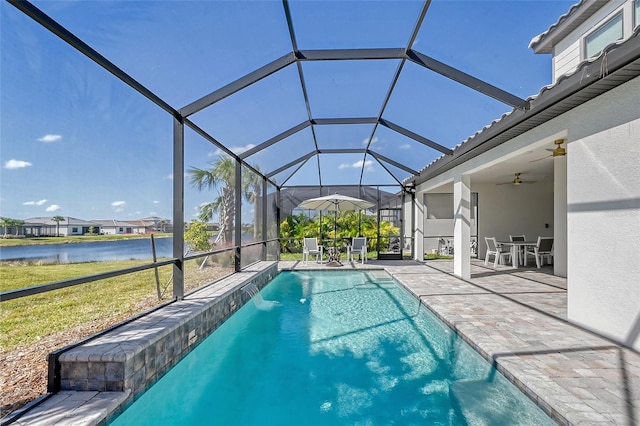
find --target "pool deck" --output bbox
[9,259,639,425]
[280,259,639,426]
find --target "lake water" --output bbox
[0,237,174,263]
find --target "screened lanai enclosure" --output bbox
[1,0,560,301]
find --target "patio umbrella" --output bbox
[298,194,374,265]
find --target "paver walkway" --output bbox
[281,259,639,426]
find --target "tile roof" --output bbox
[529,0,610,54]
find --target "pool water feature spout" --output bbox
[241,282,280,311]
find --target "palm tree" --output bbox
[1,217,11,237]
[189,156,236,244]
[52,215,65,237]
[0,218,25,237]
[242,166,262,239]
[279,212,312,252]
[11,219,25,236]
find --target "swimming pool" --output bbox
[110,270,554,425]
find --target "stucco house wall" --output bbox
[566,75,640,350]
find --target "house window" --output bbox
[585,12,623,58]
[72,227,78,233]
[635,0,640,29]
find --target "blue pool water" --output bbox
[110,271,554,425]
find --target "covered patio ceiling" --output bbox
[6,0,575,193]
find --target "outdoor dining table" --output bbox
[498,241,537,268]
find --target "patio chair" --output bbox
[347,237,368,264]
[302,238,323,265]
[509,235,526,265]
[524,237,554,268]
[484,237,511,268]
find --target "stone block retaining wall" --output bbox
[57,262,278,400]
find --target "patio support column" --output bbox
[453,174,471,279]
[276,187,281,260]
[262,177,268,260]
[172,116,185,300]
[410,191,415,259]
[403,190,414,258]
[413,192,424,261]
[235,160,242,272]
[554,154,568,277]
[401,191,406,257]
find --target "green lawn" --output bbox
[0,257,232,351]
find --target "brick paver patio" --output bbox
[280,258,639,425]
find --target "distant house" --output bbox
[137,216,173,233]
[23,217,101,236]
[92,220,146,235]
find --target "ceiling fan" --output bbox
[530,138,566,162]
[496,172,536,186]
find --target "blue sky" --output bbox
[1,0,575,223]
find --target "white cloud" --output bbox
[231,144,255,154]
[211,144,256,157]
[338,160,374,172]
[23,199,47,206]
[362,137,379,146]
[356,160,375,172]
[399,144,411,150]
[4,159,32,169]
[153,200,160,204]
[111,201,126,212]
[46,204,61,212]
[38,134,62,143]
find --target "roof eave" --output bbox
[410,29,640,187]
[529,0,610,54]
